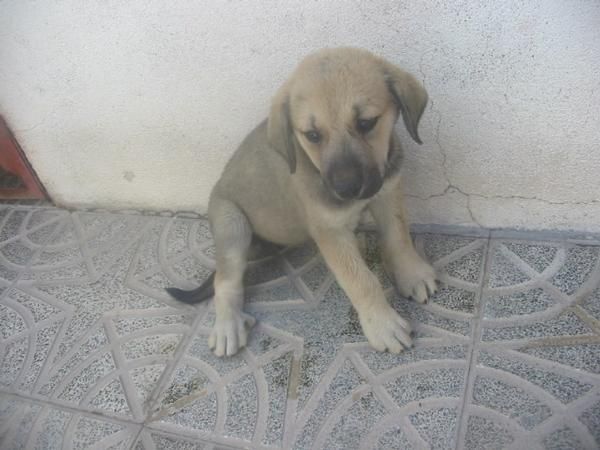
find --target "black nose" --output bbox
[329,163,363,200]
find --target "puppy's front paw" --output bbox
[391,253,438,304]
[208,310,256,357]
[359,304,413,353]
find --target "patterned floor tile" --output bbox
[135,428,240,449]
[290,342,469,450]
[0,395,140,449]
[17,211,151,286]
[126,217,215,302]
[146,317,302,449]
[460,238,600,449]
[144,231,484,449]
[1,205,599,449]
[0,208,199,423]
[0,207,66,283]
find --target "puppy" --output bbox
[168,47,438,356]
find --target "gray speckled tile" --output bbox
[385,368,465,407]
[374,425,413,449]
[284,242,319,270]
[0,208,64,281]
[463,415,515,450]
[224,374,258,440]
[20,212,149,285]
[32,407,72,450]
[149,322,301,448]
[518,344,600,374]
[0,336,29,387]
[481,310,593,342]
[293,357,367,450]
[394,296,472,338]
[261,353,294,447]
[503,241,559,274]
[157,390,219,433]
[483,288,557,319]
[581,287,600,322]
[445,247,486,285]
[135,428,240,449]
[0,395,140,450]
[410,407,459,450]
[420,234,479,264]
[72,414,139,449]
[579,400,600,445]
[298,259,332,296]
[543,426,585,450]
[487,244,531,288]
[471,238,600,449]
[126,217,215,303]
[2,206,600,449]
[1,251,192,419]
[291,342,468,450]
[429,285,476,314]
[0,302,26,338]
[356,344,467,375]
[477,350,594,404]
[323,390,388,450]
[465,241,600,450]
[471,376,553,429]
[417,234,487,287]
[134,430,220,450]
[551,246,600,295]
[0,396,42,449]
[244,256,287,286]
[360,231,394,289]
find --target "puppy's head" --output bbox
[268,47,428,201]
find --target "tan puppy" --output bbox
[167,47,438,356]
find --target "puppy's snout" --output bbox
[328,162,363,200]
[359,168,383,200]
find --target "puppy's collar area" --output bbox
[384,136,404,179]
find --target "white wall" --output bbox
[1,0,599,231]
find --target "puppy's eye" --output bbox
[304,130,321,144]
[356,117,379,134]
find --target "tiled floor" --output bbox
[0,204,599,450]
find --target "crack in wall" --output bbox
[409,188,600,206]
[417,56,484,227]
[414,55,599,229]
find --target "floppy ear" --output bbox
[383,63,428,144]
[267,84,297,173]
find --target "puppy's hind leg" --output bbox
[208,197,256,356]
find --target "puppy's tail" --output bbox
[165,271,215,304]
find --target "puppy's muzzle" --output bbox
[329,159,363,200]
[326,159,382,201]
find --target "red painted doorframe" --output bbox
[0,116,48,200]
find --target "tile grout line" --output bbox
[127,425,145,450]
[454,232,493,450]
[1,211,72,395]
[142,302,210,421]
[0,390,143,427]
[0,402,27,448]
[118,216,196,423]
[21,403,50,450]
[103,319,146,421]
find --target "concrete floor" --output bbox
[0,204,599,449]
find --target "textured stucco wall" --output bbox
[1,1,599,231]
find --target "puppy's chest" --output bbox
[307,200,368,231]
